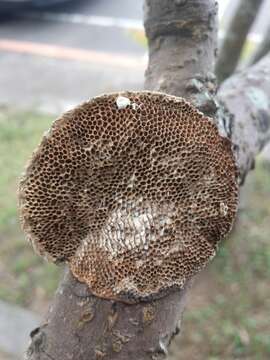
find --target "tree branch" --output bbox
[218,53,270,183]
[144,0,218,116]
[215,0,264,84]
[249,25,270,65]
[25,269,190,360]
[25,1,270,360]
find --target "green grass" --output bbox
[0,107,61,308]
[170,160,270,359]
[0,108,52,229]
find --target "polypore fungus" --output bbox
[19,91,238,303]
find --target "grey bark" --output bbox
[249,25,270,65]
[25,1,270,360]
[215,0,264,84]
[219,54,270,183]
[25,269,190,360]
[144,0,218,116]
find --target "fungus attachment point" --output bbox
[19,91,238,303]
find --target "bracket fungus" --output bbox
[19,91,238,303]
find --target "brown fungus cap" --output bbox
[19,91,238,303]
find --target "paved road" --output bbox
[0,0,145,113]
[0,300,40,359]
[1,0,145,54]
[1,0,270,114]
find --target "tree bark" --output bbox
[25,269,190,360]
[218,54,270,183]
[25,1,270,360]
[144,0,218,116]
[249,25,270,65]
[215,0,264,84]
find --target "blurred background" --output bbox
[0,0,270,359]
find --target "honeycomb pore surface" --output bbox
[19,91,238,303]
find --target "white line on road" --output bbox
[19,11,263,44]
[0,38,147,68]
[20,11,144,31]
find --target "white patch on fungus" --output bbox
[116,96,131,109]
[220,202,228,216]
[131,102,139,110]
[43,129,50,138]
[136,259,144,268]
